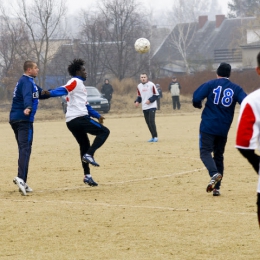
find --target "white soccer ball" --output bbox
[134,38,150,54]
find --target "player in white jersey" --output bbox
[49,59,110,187]
[135,73,159,142]
[235,51,260,227]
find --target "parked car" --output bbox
[61,86,110,114]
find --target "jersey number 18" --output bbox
[213,86,234,107]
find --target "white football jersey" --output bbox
[236,88,260,150]
[63,78,88,122]
[137,81,159,110]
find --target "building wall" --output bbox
[242,48,260,68]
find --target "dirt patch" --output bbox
[0,103,259,259]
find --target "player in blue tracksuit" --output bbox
[10,61,50,195]
[192,63,247,196]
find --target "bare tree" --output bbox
[12,0,67,88]
[78,12,107,86]
[167,0,211,74]
[228,0,260,18]
[97,0,150,80]
[0,6,30,98]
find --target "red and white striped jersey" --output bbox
[63,78,88,122]
[137,81,159,110]
[236,88,260,150]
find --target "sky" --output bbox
[66,0,229,16]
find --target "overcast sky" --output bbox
[66,0,229,16]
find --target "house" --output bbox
[151,15,260,77]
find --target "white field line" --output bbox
[0,198,256,216]
[2,166,256,216]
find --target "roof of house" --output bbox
[152,16,256,66]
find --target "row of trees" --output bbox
[228,0,260,17]
[0,0,259,100]
[0,0,152,97]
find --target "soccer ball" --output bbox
[134,38,150,54]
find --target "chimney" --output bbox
[198,15,208,29]
[216,15,225,28]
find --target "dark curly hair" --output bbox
[67,59,85,76]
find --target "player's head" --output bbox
[172,76,177,81]
[23,61,39,78]
[140,73,148,84]
[256,52,260,75]
[68,59,87,80]
[104,79,109,84]
[216,62,231,78]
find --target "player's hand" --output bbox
[41,90,50,96]
[98,116,105,124]
[135,102,139,108]
[145,100,151,104]
[24,108,31,116]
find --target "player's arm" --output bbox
[148,85,159,103]
[86,104,100,119]
[192,83,208,108]
[37,86,51,99]
[49,86,68,97]
[86,104,105,124]
[237,88,247,104]
[22,82,33,113]
[237,148,260,174]
[134,88,142,104]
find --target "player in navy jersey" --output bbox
[10,61,50,195]
[193,63,247,196]
[48,59,110,187]
[135,73,159,142]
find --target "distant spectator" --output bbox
[101,79,114,104]
[168,76,181,110]
[155,84,163,110]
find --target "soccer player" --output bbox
[236,52,260,227]
[193,63,247,196]
[49,59,110,187]
[10,61,50,195]
[135,73,159,142]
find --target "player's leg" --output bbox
[144,109,157,141]
[257,177,260,227]
[83,117,110,155]
[66,117,91,171]
[199,132,222,192]
[11,122,33,195]
[143,110,153,141]
[237,149,260,174]
[200,132,218,176]
[66,117,98,186]
[212,135,227,190]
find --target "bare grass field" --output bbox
[0,97,259,259]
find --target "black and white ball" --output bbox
[134,38,150,54]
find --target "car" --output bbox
[61,86,110,114]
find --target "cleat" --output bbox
[13,177,27,196]
[153,137,158,142]
[148,138,154,142]
[206,173,222,193]
[83,175,98,187]
[82,154,100,167]
[19,183,33,193]
[213,189,221,196]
